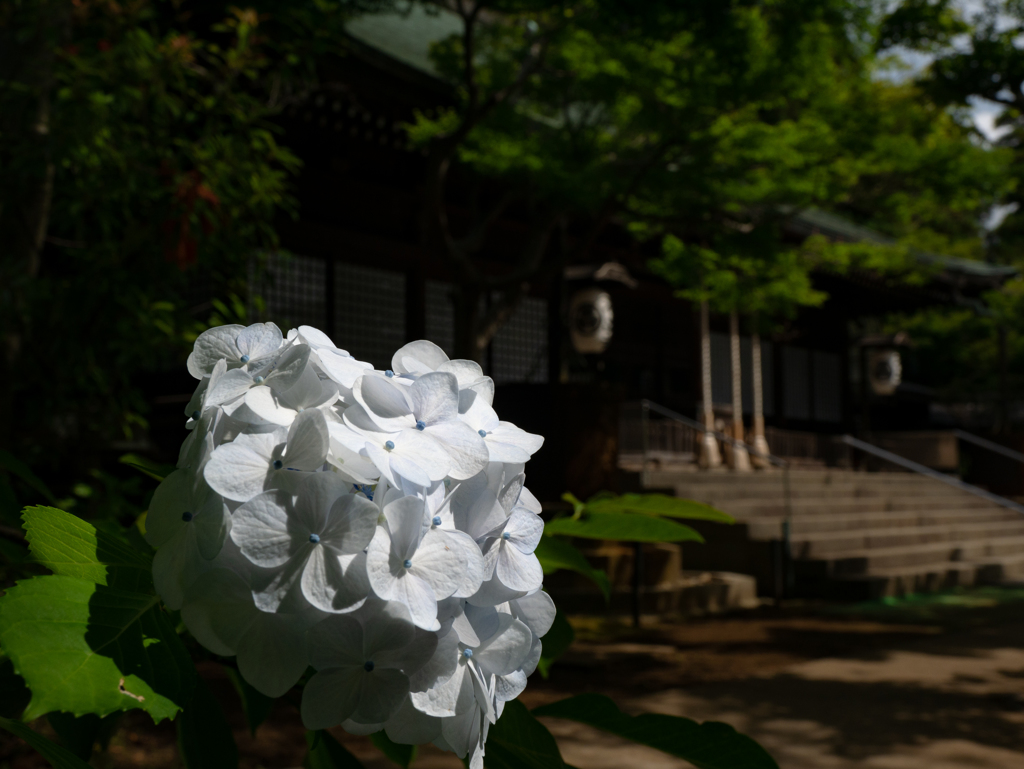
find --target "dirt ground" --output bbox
[3,592,1024,769]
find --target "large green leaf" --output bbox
[177,677,239,769]
[532,694,779,769]
[537,609,574,679]
[304,729,366,769]
[544,512,703,543]
[225,667,275,735]
[585,493,733,524]
[0,575,195,722]
[0,716,93,769]
[534,535,610,601]
[485,699,565,769]
[370,731,416,768]
[22,506,153,592]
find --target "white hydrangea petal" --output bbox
[495,669,528,703]
[467,573,528,607]
[520,633,543,677]
[302,667,363,729]
[145,469,193,548]
[409,371,459,425]
[302,547,369,614]
[474,614,532,677]
[408,627,460,693]
[180,568,255,656]
[231,489,295,567]
[365,442,401,489]
[462,604,501,644]
[391,572,441,630]
[152,525,207,610]
[319,349,374,388]
[251,554,308,612]
[297,325,337,350]
[440,700,484,759]
[205,368,253,409]
[510,590,556,637]
[459,396,500,434]
[283,409,330,470]
[411,655,467,718]
[384,495,425,560]
[352,667,410,724]
[408,530,462,598]
[493,422,544,457]
[243,386,295,426]
[446,531,486,599]
[309,614,365,669]
[361,598,418,655]
[458,376,494,411]
[384,695,443,744]
[192,484,230,560]
[341,719,382,736]
[499,473,525,515]
[263,343,311,392]
[236,322,283,360]
[504,509,544,554]
[189,324,245,377]
[354,374,414,431]
[424,421,488,480]
[437,359,484,388]
[322,493,378,553]
[237,610,313,697]
[496,543,544,592]
[394,340,449,375]
[516,485,542,515]
[204,433,279,502]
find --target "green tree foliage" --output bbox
[0,0,385,514]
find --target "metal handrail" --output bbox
[841,434,1024,516]
[953,429,1024,465]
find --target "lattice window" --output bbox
[335,262,406,369]
[782,346,811,420]
[255,254,327,331]
[491,296,548,384]
[425,280,455,357]
[813,350,843,423]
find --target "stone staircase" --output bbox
[639,468,1024,599]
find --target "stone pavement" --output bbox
[537,617,1024,769]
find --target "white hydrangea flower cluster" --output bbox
[146,322,549,768]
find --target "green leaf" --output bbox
[304,729,366,768]
[0,451,57,504]
[537,609,574,679]
[177,677,239,769]
[370,731,416,768]
[225,667,275,735]
[0,716,93,769]
[534,535,610,602]
[585,493,734,524]
[532,694,779,769]
[485,699,565,769]
[118,453,172,482]
[544,512,704,543]
[0,575,195,722]
[22,506,153,592]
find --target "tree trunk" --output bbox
[750,325,770,468]
[698,301,722,469]
[728,310,751,471]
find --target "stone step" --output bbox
[973,553,1024,583]
[711,495,995,517]
[829,536,1024,574]
[665,479,975,502]
[828,561,979,599]
[744,508,1021,539]
[791,519,1024,558]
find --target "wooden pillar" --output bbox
[729,310,751,471]
[751,324,771,468]
[699,301,722,469]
